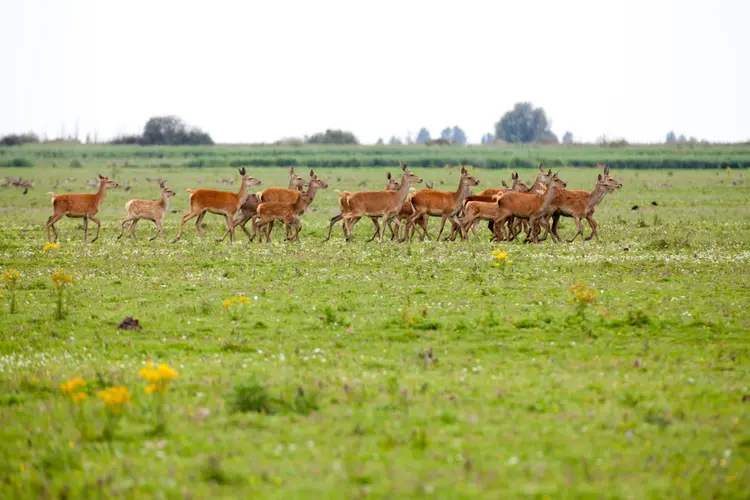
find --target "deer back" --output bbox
[258,187,300,204]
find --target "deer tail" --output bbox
[185,189,194,194]
[337,191,351,212]
[47,191,56,197]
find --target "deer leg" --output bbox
[416,215,430,241]
[266,220,274,241]
[195,211,206,239]
[173,210,198,242]
[46,214,63,243]
[129,219,139,239]
[83,216,89,242]
[118,217,134,240]
[89,215,102,243]
[435,215,449,241]
[568,216,584,243]
[224,214,235,243]
[405,213,422,242]
[149,219,163,241]
[551,213,562,242]
[450,215,465,240]
[584,215,598,241]
[366,217,382,242]
[325,213,343,241]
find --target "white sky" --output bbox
[1,0,748,144]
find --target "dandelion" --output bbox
[222,296,251,315]
[491,250,511,273]
[43,242,61,251]
[2,268,20,314]
[50,270,75,319]
[97,386,131,415]
[60,376,86,395]
[569,282,595,305]
[139,362,178,435]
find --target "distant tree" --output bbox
[688,136,698,143]
[562,131,574,144]
[415,128,431,144]
[388,136,403,146]
[451,126,467,145]
[540,130,559,144]
[110,135,142,145]
[495,102,555,143]
[440,127,452,140]
[306,129,359,145]
[665,131,677,144]
[678,134,687,143]
[375,137,384,145]
[480,133,495,145]
[0,132,39,146]
[141,116,214,145]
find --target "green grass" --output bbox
[0,160,748,498]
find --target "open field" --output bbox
[1,157,749,497]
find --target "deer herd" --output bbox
[44,163,622,245]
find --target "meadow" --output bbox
[0,152,749,498]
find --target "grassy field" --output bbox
[0,159,749,498]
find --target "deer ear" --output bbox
[502,180,508,187]
[309,169,315,177]
[547,169,552,175]
[461,166,467,174]
[98,174,104,179]
[604,165,610,174]
[598,174,602,180]
[290,167,295,174]
[387,172,391,179]
[539,162,544,172]
[402,163,407,171]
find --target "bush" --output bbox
[0,133,39,146]
[0,157,33,167]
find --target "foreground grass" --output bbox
[0,165,748,498]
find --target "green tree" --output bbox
[495,102,556,143]
[480,133,494,145]
[306,129,359,145]
[141,116,213,145]
[562,131,574,144]
[388,136,403,146]
[665,131,677,144]
[415,128,431,144]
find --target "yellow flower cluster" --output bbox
[569,282,596,305]
[51,270,75,289]
[2,268,20,283]
[97,386,131,415]
[139,362,178,394]
[491,249,512,267]
[223,296,251,310]
[60,376,88,404]
[43,243,61,251]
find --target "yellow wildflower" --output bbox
[222,299,233,310]
[60,376,86,394]
[1,268,20,283]
[569,282,595,304]
[43,243,61,251]
[97,386,131,415]
[50,270,75,289]
[139,362,178,393]
[71,392,88,404]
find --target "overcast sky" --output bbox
[1,0,748,144]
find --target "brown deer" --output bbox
[253,171,328,243]
[460,174,531,240]
[46,174,119,243]
[172,168,261,244]
[325,171,400,241]
[495,172,567,243]
[406,166,479,241]
[497,164,556,240]
[117,181,176,241]
[544,167,623,242]
[340,163,423,242]
[217,167,305,243]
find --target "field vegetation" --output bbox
[0,149,748,497]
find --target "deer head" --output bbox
[546,172,567,190]
[159,181,176,198]
[601,165,623,189]
[386,171,400,190]
[238,168,262,187]
[309,170,329,189]
[460,166,480,188]
[401,162,423,185]
[98,174,119,189]
[597,173,620,193]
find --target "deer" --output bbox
[339,163,423,242]
[253,167,308,240]
[252,171,328,243]
[460,174,531,240]
[490,164,555,241]
[325,171,401,241]
[172,168,261,244]
[45,174,119,243]
[542,166,623,242]
[117,181,176,241]
[406,166,479,242]
[217,167,305,243]
[494,171,567,243]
